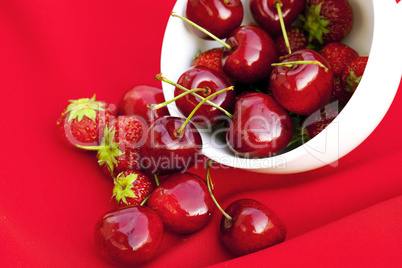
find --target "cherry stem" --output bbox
[140,194,150,206]
[156,73,233,118]
[272,60,328,71]
[206,159,233,221]
[275,1,291,55]
[176,86,234,135]
[148,87,209,111]
[154,174,160,187]
[171,12,232,50]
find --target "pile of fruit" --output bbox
[56,0,369,266]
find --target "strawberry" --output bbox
[112,170,154,207]
[274,26,308,57]
[320,42,359,76]
[192,47,232,84]
[56,95,115,148]
[301,0,354,45]
[302,105,339,141]
[78,115,147,176]
[331,75,353,108]
[341,56,368,92]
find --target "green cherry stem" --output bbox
[154,174,160,187]
[272,60,329,71]
[140,194,150,206]
[156,73,233,118]
[275,1,291,55]
[148,87,210,111]
[171,12,232,50]
[176,86,234,136]
[206,159,233,221]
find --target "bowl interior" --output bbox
[160,0,402,174]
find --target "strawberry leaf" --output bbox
[96,126,123,174]
[302,3,331,44]
[65,94,106,122]
[112,173,138,205]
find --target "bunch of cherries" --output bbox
[56,0,369,266]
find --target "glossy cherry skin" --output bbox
[139,116,203,175]
[175,66,236,127]
[270,49,334,116]
[250,0,307,36]
[220,198,287,256]
[186,0,244,40]
[117,85,169,123]
[148,172,215,234]
[94,206,164,266]
[226,92,293,158]
[222,25,279,84]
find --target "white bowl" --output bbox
[160,0,402,174]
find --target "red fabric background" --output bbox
[0,1,401,267]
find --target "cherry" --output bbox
[172,14,278,84]
[148,172,215,234]
[117,85,169,123]
[250,0,307,37]
[270,49,334,116]
[205,161,287,256]
[222,25,279,84]
[139,116,203,175]
[185,0,244,40]
[220,198,287,256]
[226,92,293,158]
[140,83,233,174]
[174,65,236,127]
[94,206,164,266]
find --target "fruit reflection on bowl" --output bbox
[160,0,402,174]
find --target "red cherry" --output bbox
[139,116,202,175]
[94,206,164,266]
[175,65,236,127]
[270,49,334,116]
[148,172,215,234]
[220,198,287,256]
[117,85,169,123]
[250,0,307,36]
[226,92,293,158]
[222,25,279,84]
[185,0,244,39]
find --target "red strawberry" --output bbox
[78,115,147,176]
[302,105,339,141]
[274,26,308,57]
[331,75,353,108]
[56,95,115,148]
[341,56,368,92]
[112,170,154,207]
[320,42,359,76]
[302,0,354,45]
[192,47,232,84]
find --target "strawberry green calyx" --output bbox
[301,3,330,44]
[345,70,362,92]
[75,125,123,173]
[96,126,123,174]
[112,172,138,205]
[65,94,106,122]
